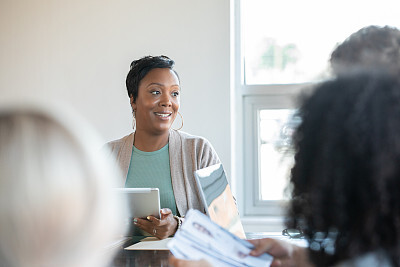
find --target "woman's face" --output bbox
[131,68,180,135]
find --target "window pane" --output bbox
[242,0,400,84]
[259,109,298,200]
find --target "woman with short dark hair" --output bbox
[107,55,221,239]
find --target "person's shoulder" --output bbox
[170,130,220,165]
[171,130,218,158]
[171,130,211,144]
[105,133,134,152]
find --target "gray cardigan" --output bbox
[107,129,221,216]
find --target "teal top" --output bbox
[125,144,177,215]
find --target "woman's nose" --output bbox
[160,94,172,107]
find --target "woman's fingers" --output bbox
[160,208,172,216]
[133,217,154,235]
[133,213,176,239]
[133,208,179,239]
[248,238,276,256]
[249,238,293,258]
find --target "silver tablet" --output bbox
[115,188,161,219]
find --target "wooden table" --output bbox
[108,236,171,267]
[111,249,172,267]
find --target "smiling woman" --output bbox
[131,67,181,138]
[106,55,222,240]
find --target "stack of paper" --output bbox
[125,237,171,250]
[168,209,273,267]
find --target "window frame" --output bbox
[241,85,309,217]
[232,0,312,220]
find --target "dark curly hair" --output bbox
[330,25,400,76]
[287,71,400,266]
[126,55,180,102]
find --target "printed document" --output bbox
[168,209,273,267]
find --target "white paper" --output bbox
[168,209,273,266]
[125,237,171,250]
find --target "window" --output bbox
[234,0,400,220]
[259,109,298,201]
[243,95,299,216]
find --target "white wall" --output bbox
[0,0,231,176]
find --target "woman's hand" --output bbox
[168,238,311,267]
[133,208,178,239]
[248,238,312,267]
[169,256,213,267]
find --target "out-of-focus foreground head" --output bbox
[288,71,400,266]
[330,25,400,76]
[0,103,127,267]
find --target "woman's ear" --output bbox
[130,95,136,111]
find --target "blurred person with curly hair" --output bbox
[171,72,400,266]
[250,71,400,267]
[330,25,400,76]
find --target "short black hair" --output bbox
[126,55,179,102]
[288,71,400,266]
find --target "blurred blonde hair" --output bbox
[0,103,127,267]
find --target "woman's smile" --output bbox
[154,112,173,119]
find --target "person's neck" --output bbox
[133,130,169,152]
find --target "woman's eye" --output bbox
[172,91,180,97]
[151,90,160,95]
